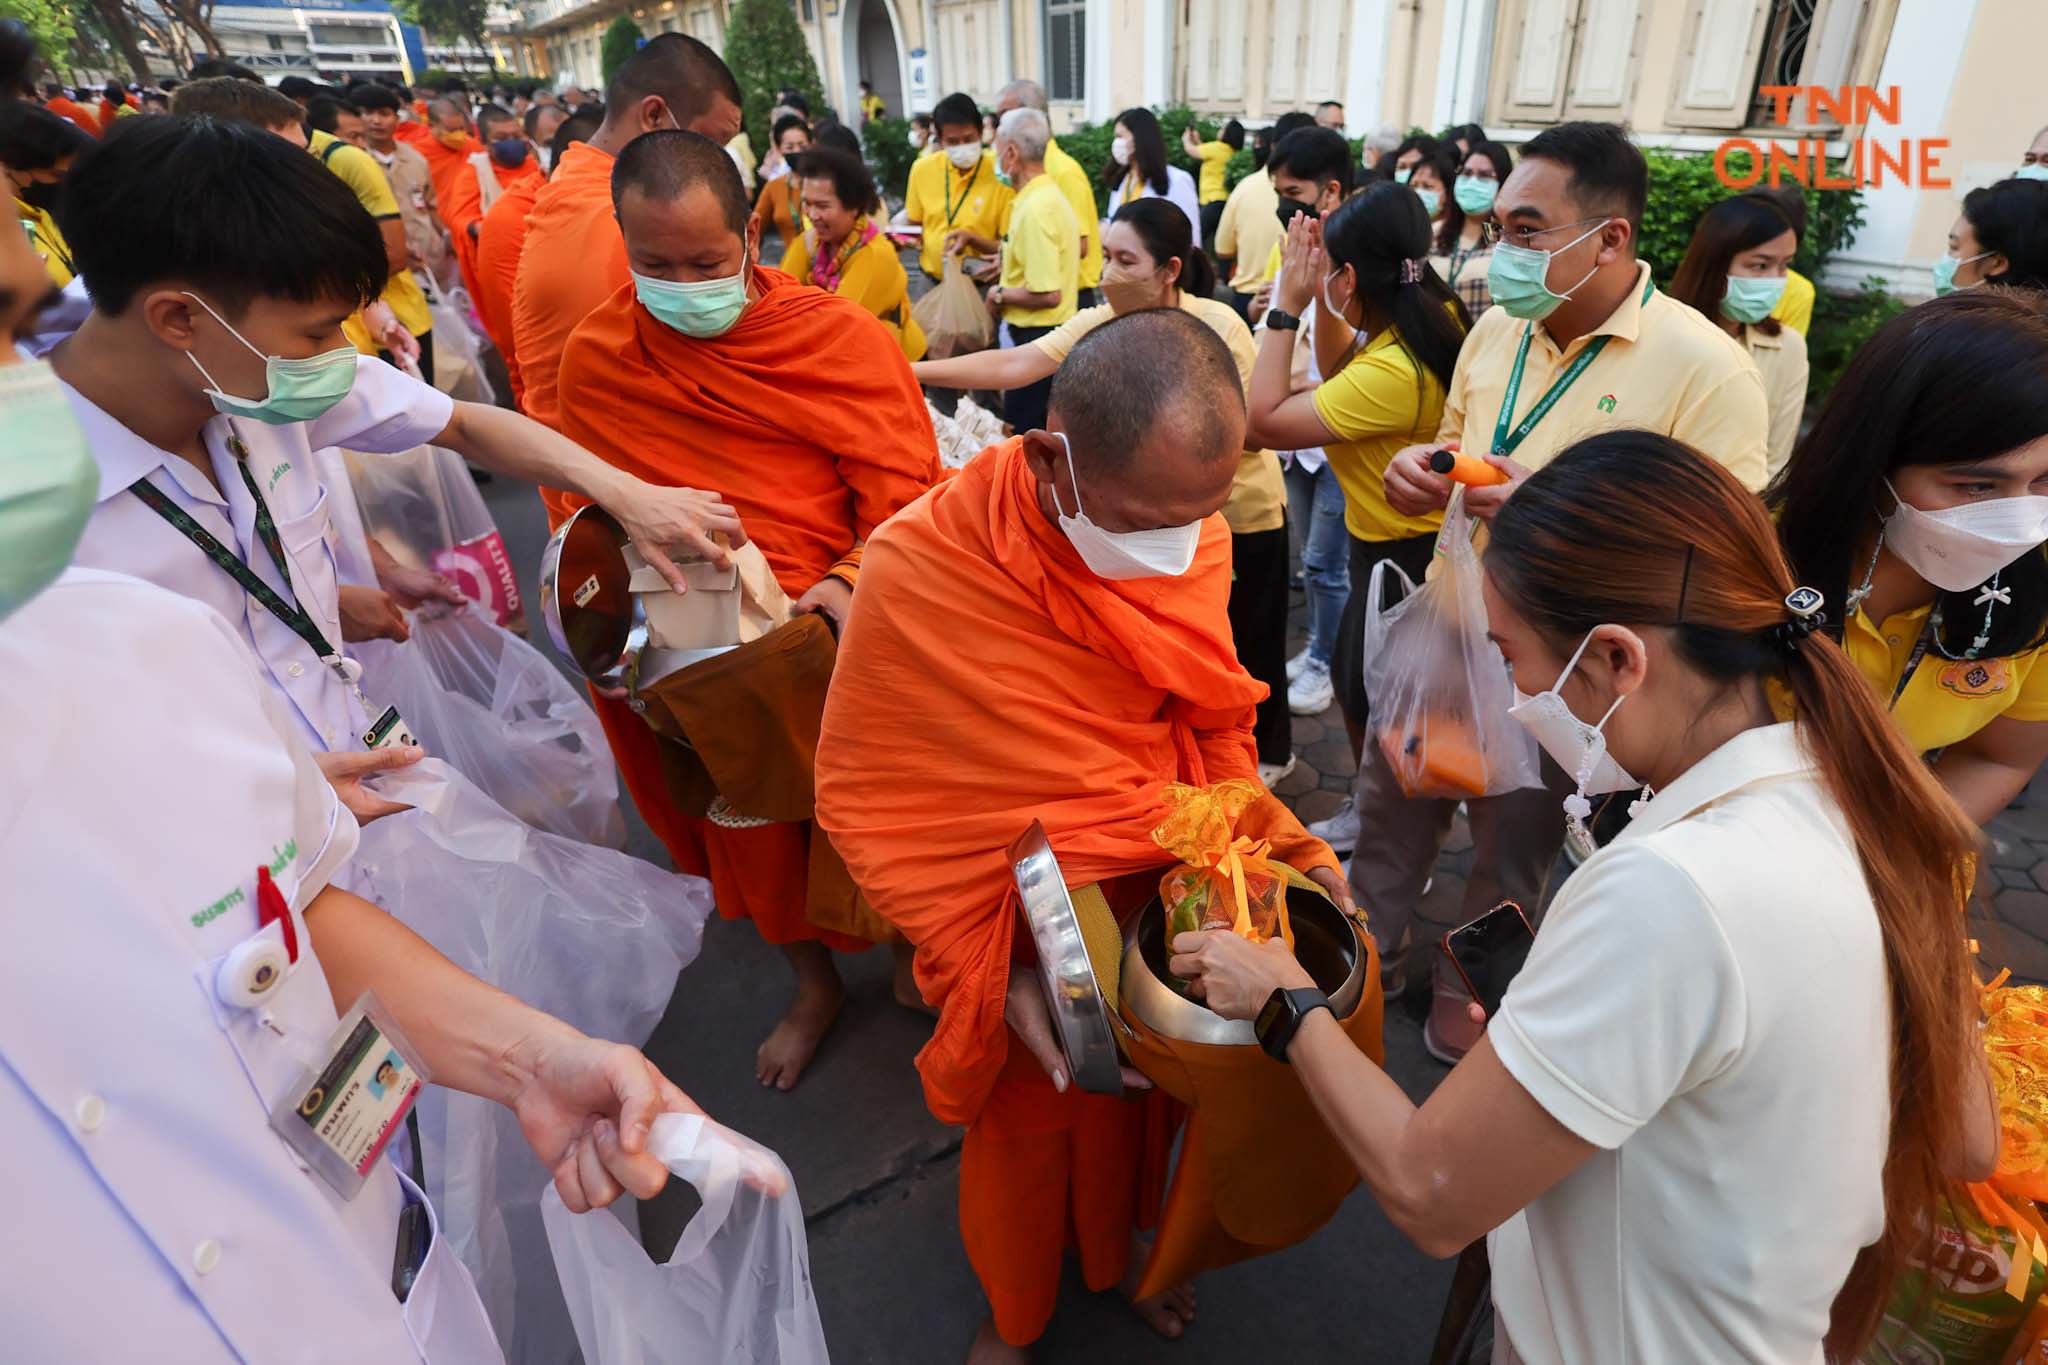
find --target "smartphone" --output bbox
[1440,900,1535,1019]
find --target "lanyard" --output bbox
[943,158,983,227]
[1491,275,1654,459]
[1888,609,1942,711]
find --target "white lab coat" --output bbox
[0,569,502,1363]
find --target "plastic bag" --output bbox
[1360,489,1541,799]
[911,257,993,360]
[540,1113,828,1365]
[344,446,524,630]
[425,280,499,406]
[354,602,626,847]
[1154,780,1290,996]
[351,763,716,1365]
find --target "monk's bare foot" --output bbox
[755,943,845,1091]
[892,941,936,1016]
[1120,1249,1196,1340]
[965,1317,1029,1364]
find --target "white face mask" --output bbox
[1110,135,1132,166]
[1050,432,1202,580]
[1884,478,2048,592]
[1508,627,1639,830]
[945,142,981,172]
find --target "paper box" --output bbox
[623,546,742,651]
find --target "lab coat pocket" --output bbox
[271,483,346,659]
[394,1167,505,1363]
[196,922,339,1114]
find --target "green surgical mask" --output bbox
[2017,165,2048,183]
[1933,250,1992,297]
[181,292,358,425]
[1720,273,1786,324]
[0,358,97,622]
[633,261,750,338]
[1485,219,1610,321]
[1415,186,1442,218]
[1395,166,1414,184]
[1453,175,1496,215]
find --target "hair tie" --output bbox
[1766,586,1827,657]
[1399,258,1423,285]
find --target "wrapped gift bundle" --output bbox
[1153,780,1292,981]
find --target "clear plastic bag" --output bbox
[425,281,499,406]
[344,446,524,630]
[1361,489,1542,798]
[350,763,716,1365]
[540,1113,828,1365]
[354,602,626,847]
[910,257,993,360]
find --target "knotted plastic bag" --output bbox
[1154,779,1291,957]
[911,257,992,360]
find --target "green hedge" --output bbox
[864,114,920,205]
[1806,278,1908,405]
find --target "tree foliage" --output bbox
[393,0,491,53]
[0,0,74,70]
[722,0,826,151]
[600,14,641,88]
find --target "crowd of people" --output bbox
[10,14,2048,1364]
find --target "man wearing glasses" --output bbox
[1364,121,1769,1065]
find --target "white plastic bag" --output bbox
[541,1114,828,1365]
[425,280,499,406]
[351,763,716,1365]
[344,446,524,630]
[354,602,626,847]
[1361,488,1541,799]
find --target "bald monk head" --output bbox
[593,33,743,157]
[1021,309,1247,544]
[612,128,759,296]
[427,96,472,150]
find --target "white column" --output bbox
[1343,0,1393,131]
[1085,0,1114,121]
[1142,0,1171,106]
[1431,0,1496,130]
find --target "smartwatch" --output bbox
[1264,308,1302,332]
[1254,986,1331,1062]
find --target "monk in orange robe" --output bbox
[42,88,98,135]
[512,32,741,437]
[438,103,543,303]
[556,129,941,1088]
[476,113,597,410]
[815,309,1352,1362]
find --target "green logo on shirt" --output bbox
[189,839,296,928]
[268,461,292,491]
[1597,394,1617,413]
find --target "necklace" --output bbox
[1849,532,2004,663]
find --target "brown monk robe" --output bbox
[815,310,1357,1362]
[556,129,940,1090]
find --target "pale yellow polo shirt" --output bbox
[998,174,1079,328]
[1044,137,1103,290]
[1843,601,2048,753]
[1311,327,1450,542]
[904,148,1012,279]
[1215,171,1280,294]
[1438,261,1770,489]
[1033,293,1285,534]
[1744,322,1809,481]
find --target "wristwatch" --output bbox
[1254,985,1331,1062]
[1264,307,1302,331]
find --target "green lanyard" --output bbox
[1491,275,1654,459]
[128,436,347,677]
[943,158,982,227]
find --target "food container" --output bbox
[1006,821,1125,1096]
[538,505,733,691]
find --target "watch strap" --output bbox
[1257,985,1331,1062]
[1264,308,1301,331]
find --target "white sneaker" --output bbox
[1309,797,1359,855]
[1288,661,1334,716]
[1258,753,1299,788]
[1285,646,1316,682]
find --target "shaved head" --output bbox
[604,33,741,137]
[1051,310,1245,470]
[611,128,749,231]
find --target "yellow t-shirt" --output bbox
[1438,262,1770,489]
[1214,171,1280,293]
[1842,602,2048,753]
[1044,138,1103,290]
[1193,141,1233,204]
[1772,267,1815,336]
[999,175,1079,328]
[903,148,1013,279]
[1031,294,1284,533]
[1311,327,1450,542]
[861,92,885,122]
[311,129,433,344]
[15,199,72,287]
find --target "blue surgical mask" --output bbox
[1720,273,1786,324]
[0,358,97,622]
[490,137,530,167]
[633,261,750,338]
[181,291,359,425]
[2017,165,2048,182]
[1415,186,1442,218]
[1933,250,1992,297]
[1453,175,1496,215]
[1485,219,1611,321]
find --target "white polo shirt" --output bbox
[66,355,454,753]
[1487,722,1888,1364]
[0,569,499,1362]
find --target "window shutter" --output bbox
[1495,0,1575,123]
[1667,0,1769,129]
[1562,0,1644,116]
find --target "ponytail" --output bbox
[1320,180,1469,393]
[1486,431,1983,1363]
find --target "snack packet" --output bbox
[1154,780,1292,982]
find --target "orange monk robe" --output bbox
[394,119,431,149]
[440,150,542,304]
[554,265,941,950]
[509,141,624,433]
[474,173,542,408]
[45,97,99,135]
[813,437,1339,1345]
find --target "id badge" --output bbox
[363,705,416,751]
[269,992,430,1199]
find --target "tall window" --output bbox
[1045,0,1085,102]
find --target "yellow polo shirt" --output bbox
[311,129,433,346]
[1194,141,1233,203]
[1842,602,2048,753]
[1438,261,1770,489]
[1044,137,1103,290]
[904,148,1012,279]
[1312,327,1450,542]
[1214,171,1281,293]
[15,199,72,287]
[1032,293,1284,534]
[1772,267,1815,336]
[998,175,1078,328]
[1744,322,1809,481]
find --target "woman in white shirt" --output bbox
[1174,430,1995,1364]
[1099,106,1202,247]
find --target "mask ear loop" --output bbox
[1050,431,1083,520]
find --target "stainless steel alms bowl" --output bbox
[1119,885,1367,1046]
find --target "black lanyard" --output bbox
[128,436,343,673]
[1888,609,1942,711]
[1491,275,1655,459]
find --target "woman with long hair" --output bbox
[1430,138,1512,315]
[1774,290,2048,824]
[1100,107,1201,246]
[781,147,924,359]
[1246,179,1468,755]
[1936,176,2048,294]
[1175,431,1995,1364]
[1668,194,1809,477]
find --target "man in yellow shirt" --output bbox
[993,79,1100,303]
[1215,112,1312,319]
[903,91,1012,282]
[1180,118,1243,248]
[858,80,885,123]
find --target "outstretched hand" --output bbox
[1168,929,1315,1021]
[609,485,747,593]
[509,1031,708,1213]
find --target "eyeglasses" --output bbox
[1478,215,1610,250]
